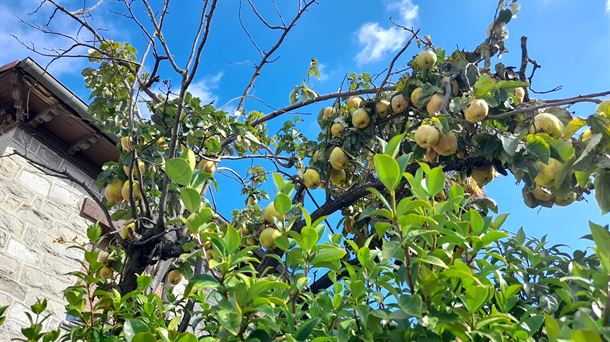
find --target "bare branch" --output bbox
[376,27,419,99]
[236,0,317,112]
[70,0,105,16]
[247,0,284,30]
[490,90,610,120]
[142,0,184,74]
[186,0,218,85]
[239,0,264,57]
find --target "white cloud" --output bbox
[354,0,419,65]
[386,0,419,23]
[188,72,223,105]
[606,0,610,12]
[355,24,406,65]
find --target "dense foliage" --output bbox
[1,0,609,341]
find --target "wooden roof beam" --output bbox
[67,132,100,155]
[28,104,65,128]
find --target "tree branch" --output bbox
[490,90,610,120]
[235,0,317,113]
[376,28,419,99]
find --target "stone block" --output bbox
[21,226,40,245]
[1,179,37,204]
[0,274,27,301]
[18,169,51,197]
[19,266,67,300]
[10,127,29,148]
[67,215,90,235]
[0,229,7,249]
[30,195,44,210]
[49,182,82,208]
[61,163,92,191]
[0,252,21,280]
[6,238,39,266]
[25,290,66,318]
[37,232,84,262]
[7,301,30,324]
[17,203,53,230]
[41,200,74,223]
[35,143,63,170]
[0,291,13,307]
[0,318,28,340]
[0,211,25,237]
[0,154,22,177]
[35,252,81,278]
[25,138,41,155]
[1,195,23,213]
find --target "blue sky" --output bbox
[1,0,608,251]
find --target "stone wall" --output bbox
[0,127,101,339]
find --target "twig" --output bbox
[376,28,420,99]
[236,0,317,112]
[518,36,531,103]
[489,90,610,120]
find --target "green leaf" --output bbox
[272,173,286,191]
[525,134,550,163]
[367,187,392,211]
[539,134,575,162]
[563,117,587,138]
[425,166,445,197]
[179,188,201,213]
[218,298,242,336]
[374,154,401,192]
[132,332,157,342]
[166,159,192,186]
[481,230,508,245]
[247,330,272,342]
[474,74,496,98]
[499,133,521,156]
[180,146,196,171]
[301,227,319,250]
[589,221,610,272]
[573,133,602,170]
[469,208,485,234]
[295,318,321,341]
[123,319,150,342]
[594,169,610,214]
[249,279,289,298]
[274,193,292,216]
[385,133,405,158]
[398,294,423,317]
[311,246,346,265]
[175,333,199,342]
[464,285,488,313]
[223,225,241,254]
[415,255,448,269]
[357,246,372,265]
[87,223,102,242]
[30,299,47,315]
[495,80,528,90]
[184,274,219,297]
[570,330,602,342]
